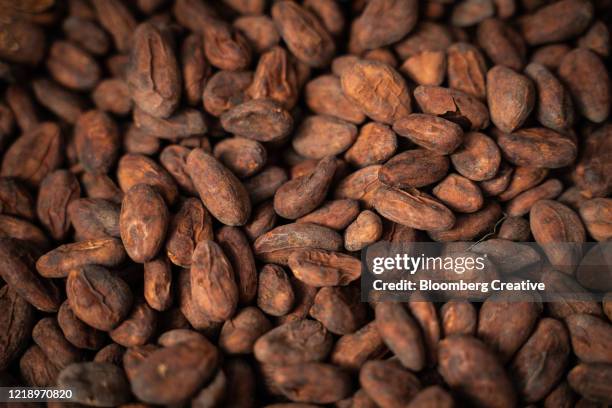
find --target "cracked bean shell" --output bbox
[288,248,361,287]
[340,59,412,125]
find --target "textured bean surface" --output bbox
[0,0,610,406]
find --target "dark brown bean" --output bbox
[91,0,137,53]
[451,0,494,27]
[1,122,63,187]
[438,335,516,408]
[558,48,610,124]
[219,306,272,354]
[477,292,542,363]
[429,201,502,241]
[81,173,123,204]
[572,124,612,198]
[274,156,337,220]
[477,18,526,70]
[0,20,46,65]
[143,256,174,312]
[360,359,421,408]
[32,80,84,124]
[213,137,267,179]
[433,173,484,213]
[447,43,487,99]
[441,300,477,337]
[579,198,612,241]
[271,1,335,67]
[234,15,280,53]
[109,297,157,347]
[506,179,564,216]
[130,339,219,405]
[414,85,490,130]
[254,222,343,265]
[159,145,197,194]
[32,317,83,369]
[401,50,447,87]
[530,200,586,274]
[487,66,535,133]
[340,59,412,125]
[58,362,131,406]
[63,16,109,56]
[133,107,207,140]
[0,238,61,312]
[190,240,239,322]
[69,198,121,240]
[57,301,106,351]
[19,345,61,387]
[126,22,180,118]
[344,210,383,251]
[120,184,169,263]
[393,114,463,155]
[177,269,222,332]
[379,149,450,189]
[334,165,384,208]
[46,41,101,91]
[36,170,81,240]
[567,363,612,404]
[305,75,366,124]
[37,238,126,278]
[187,149,251,226]
[297,199,360,231]
[345,123,397,167]
[217,226,258,305]
[203,20,252,72]
[268,362,353,404]
[247,46,298,110]
[220,99,294,143]
[0,214,49,249]
[165,198,213,268]
[566,314,612,364]
[349,0,418,52]
[519,0,594,45]
[254,319,333,366]
[374,185,456,232]
[66,265,132,331]
[376,302,426,371]
[293,116,357,159]
[331,322,386,371]
[181,33,210,107]
[0,177,35,220]
[117,154,179,205]
[257,264,295,317]
[525,63,574,132]
[309,285,367,335]
[510,318,571,403]
[203,70,253,117]
[0,286,35,370]
[496,127,577,169]
[245,201,278,241]
[288,248,361,287]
